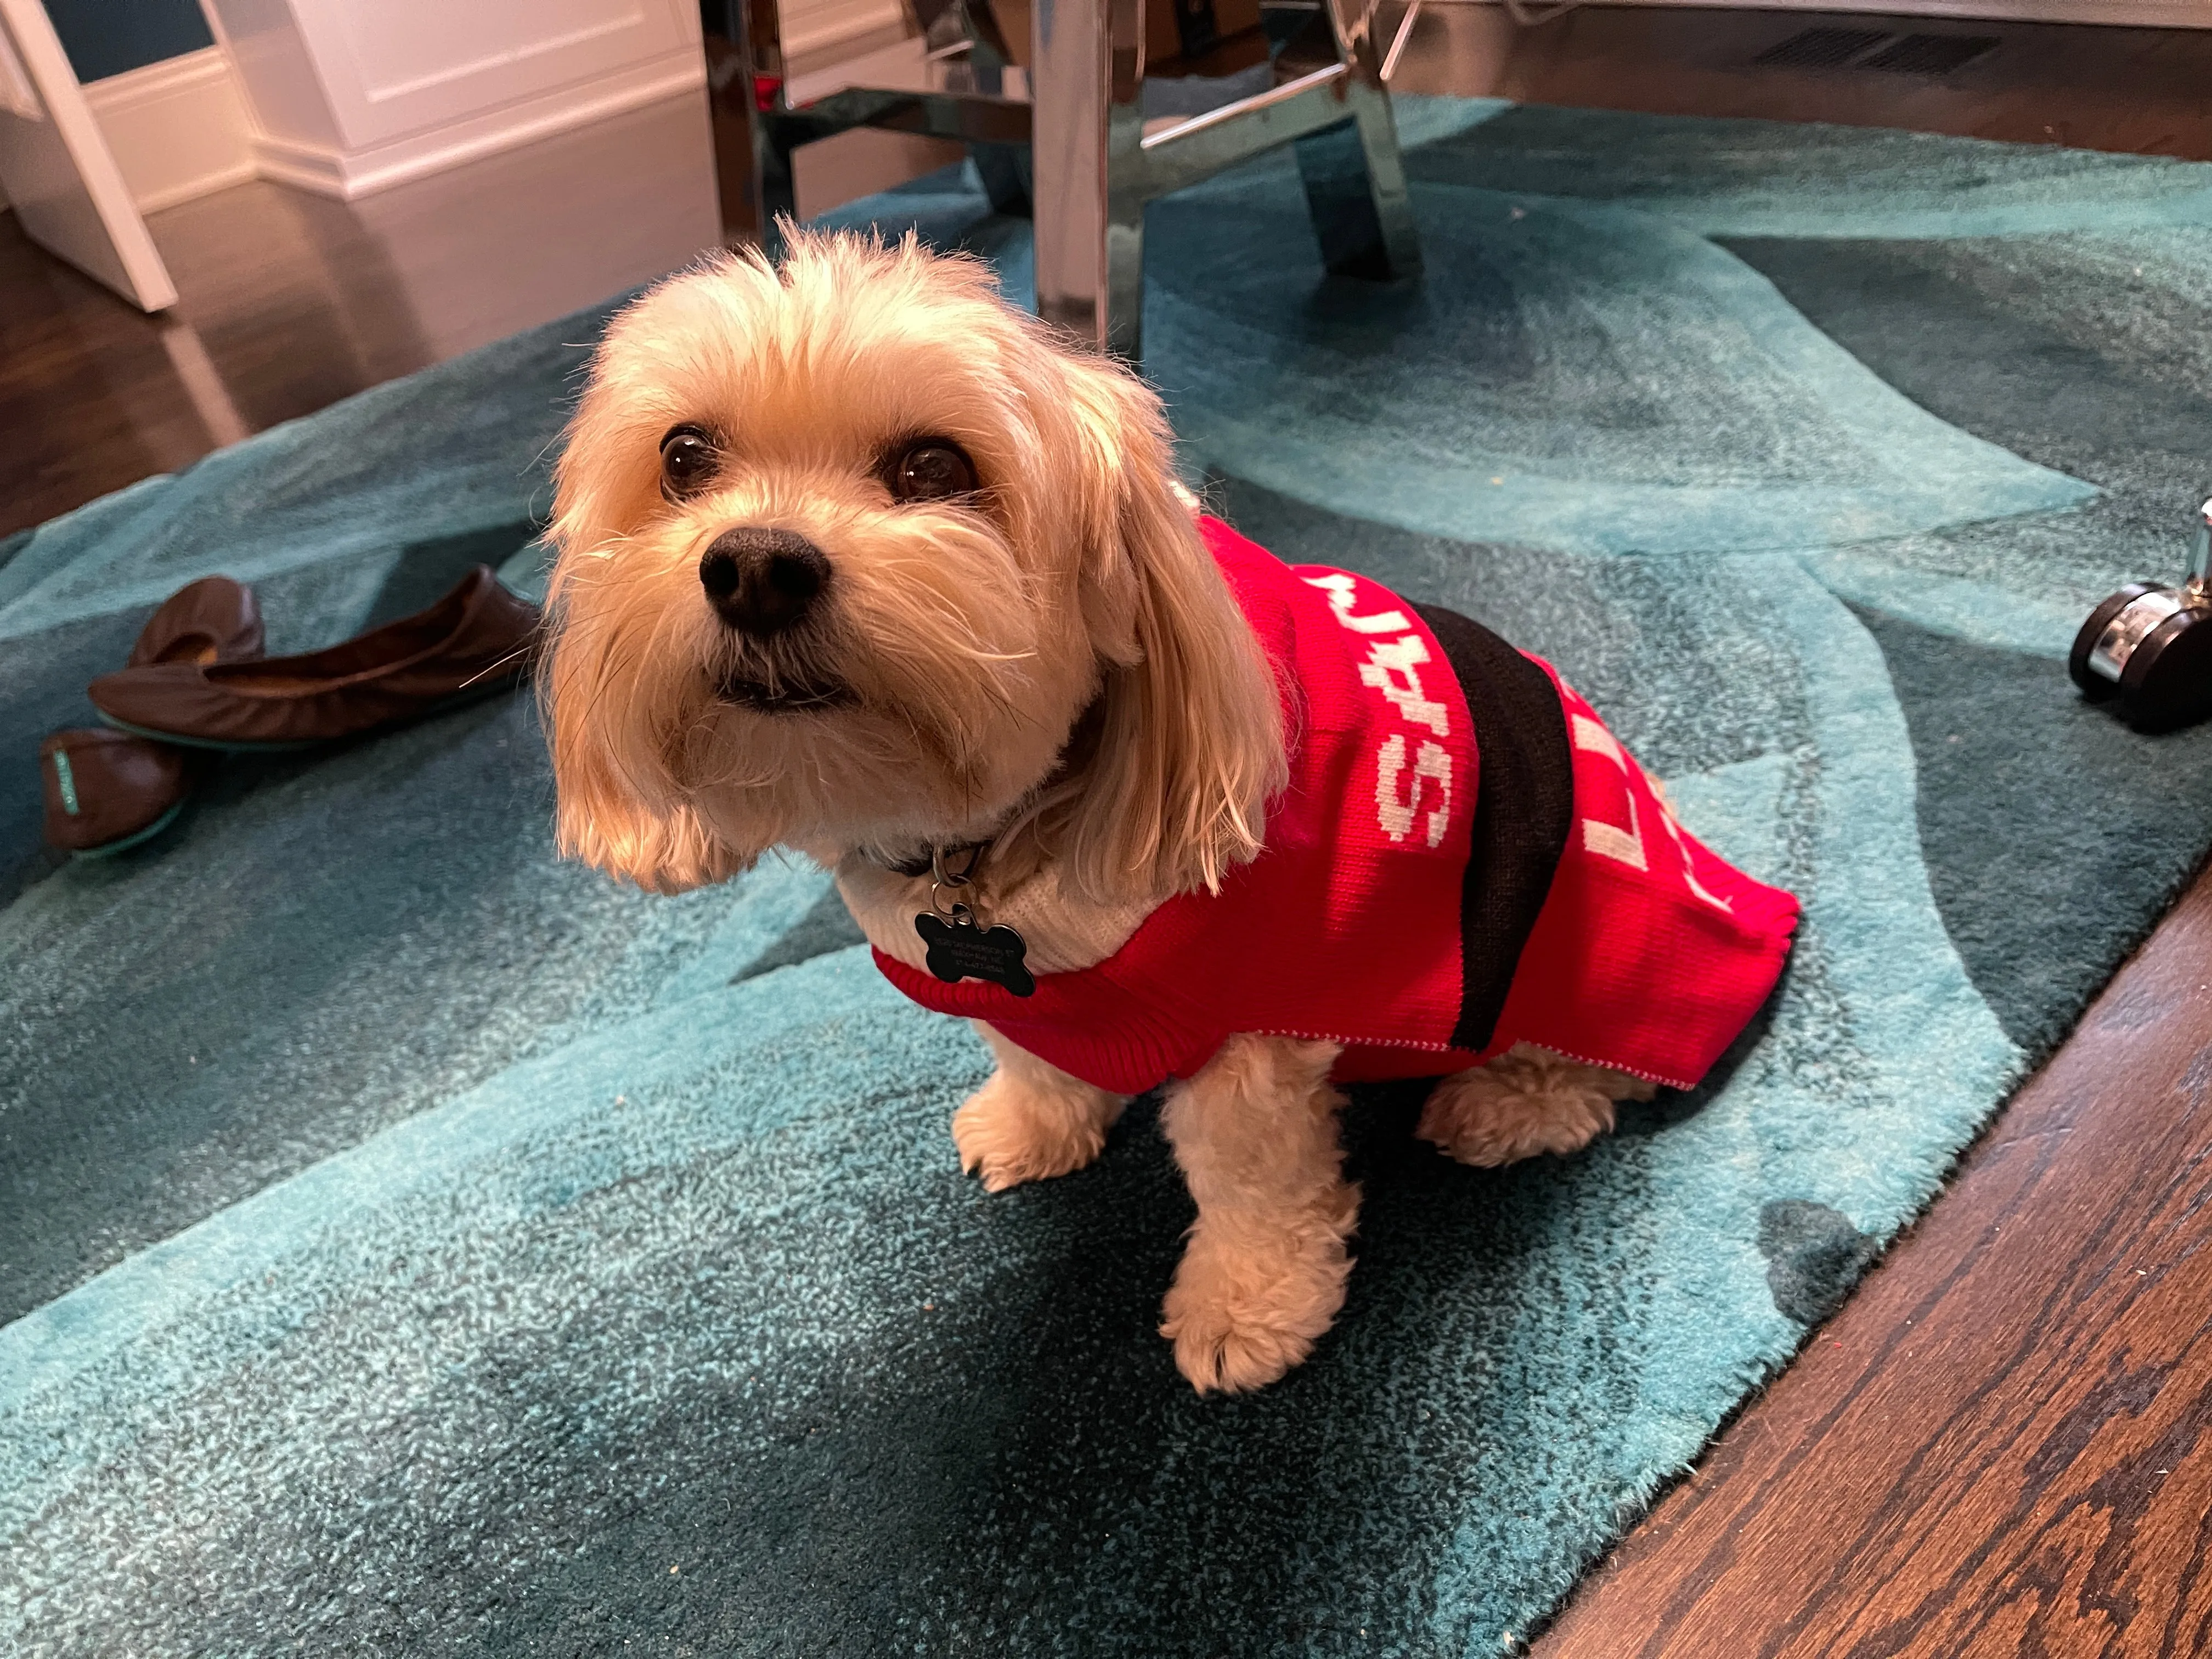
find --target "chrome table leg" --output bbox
[1031,0,1149,357]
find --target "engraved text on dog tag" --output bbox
[916,905,1035,996]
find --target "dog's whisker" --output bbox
[458,645,535,690]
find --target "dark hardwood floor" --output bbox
[7,9,2212,1653]
[0,78,952,540]
[0,94,715,540]
[1390,3,2212,160]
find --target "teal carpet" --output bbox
[8,99,2212,1654]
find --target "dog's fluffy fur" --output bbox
[544,230,1649,1393]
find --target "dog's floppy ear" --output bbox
[539,564,747,895]
[539,359,747,895]
[1046,348,1286,905]
[554,780,738,897]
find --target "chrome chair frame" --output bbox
[719,0,1421,359]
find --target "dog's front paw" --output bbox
[1159,1226,1351,1395]
[952,1069,1116,1193]
[1418,1043,1647,1168]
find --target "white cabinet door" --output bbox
[0,0,176,311]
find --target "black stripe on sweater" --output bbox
[1411,602,1575,1053]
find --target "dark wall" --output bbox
[42,0,215,84]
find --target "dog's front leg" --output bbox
[1158,1035,1357,1395]
[953,1022,1128,1192]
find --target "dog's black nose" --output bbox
[699,527,830,636]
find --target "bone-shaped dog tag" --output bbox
[916,905,1035,996]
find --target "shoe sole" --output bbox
[94,675,528,753]
[70,796,189,859]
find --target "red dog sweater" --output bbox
[874,516,1800,1094]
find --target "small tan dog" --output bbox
[542,230,1796,1393]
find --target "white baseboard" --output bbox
[247,50,706,200]
[245,131,346,197]
[83,46,255,213]
[1497,0,2212,25]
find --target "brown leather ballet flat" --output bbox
[130,574,264,669]
[88,566,540,752]
[38,574,265,856]
[41,727,207,856]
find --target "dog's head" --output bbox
[542,229,1283,901]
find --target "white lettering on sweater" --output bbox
[1306,571,1414,635]
[1377,734,1454,847]
[1359,635,1453,736]
[1571,710,1734,912]
[1571,714,1647,871]
[1656,793,1734,912]
[1305,569,1453,847]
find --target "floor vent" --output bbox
[1752,27,1891,70]
[1752,28,1999,77]
[1861,33,1999,75]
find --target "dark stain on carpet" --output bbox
[1758,1199,1878,1326]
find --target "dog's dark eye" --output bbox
[890,440,977,504]
[661,425,720,499]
